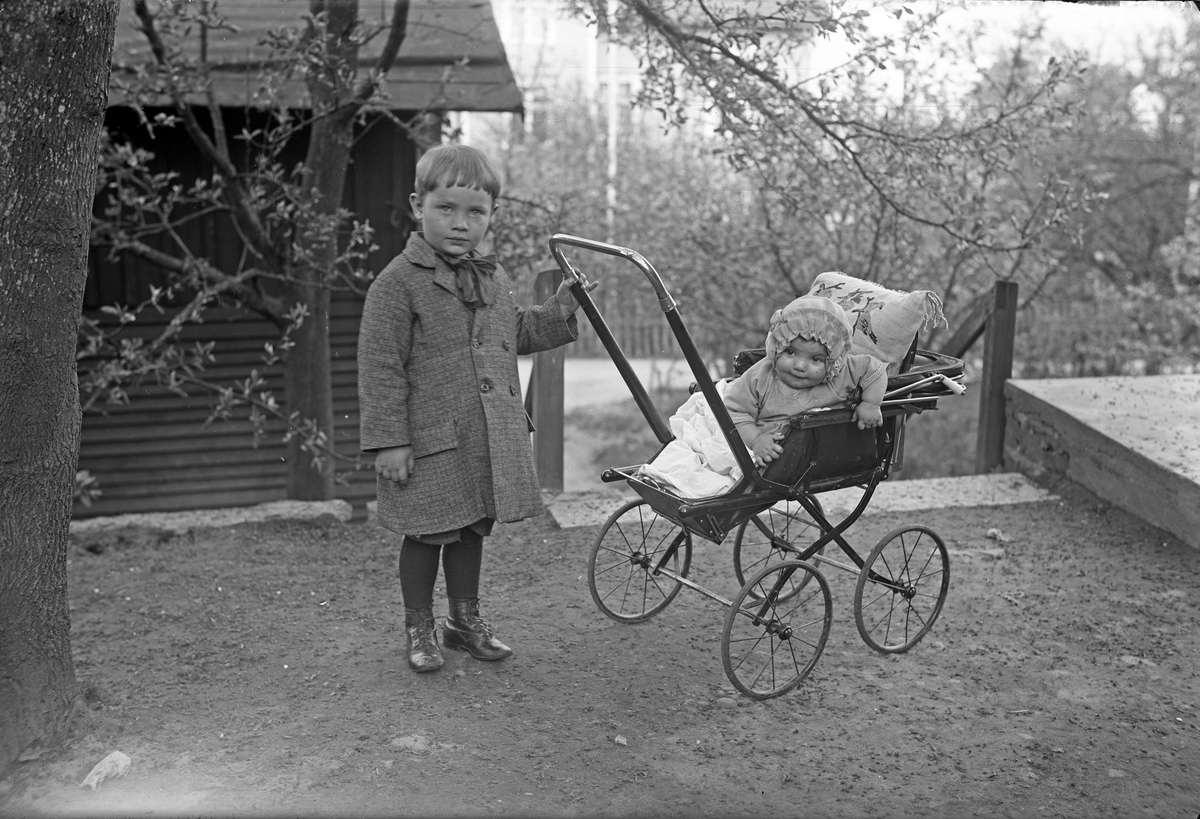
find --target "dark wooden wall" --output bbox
[76,107,417,518]
[76,298,375,516]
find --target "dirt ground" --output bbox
[0,473,1197,819]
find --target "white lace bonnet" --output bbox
[764,295,853,382]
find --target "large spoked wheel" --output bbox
[721,561,832,700]
[853,525,950,653]
[588,500,693,623]
[733,500,826,603]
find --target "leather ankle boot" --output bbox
[405,605,444,673]
[443,597,512,661]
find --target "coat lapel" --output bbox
[404,233,459,298]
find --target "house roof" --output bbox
[110,0,523,113]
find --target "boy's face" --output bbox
[775,337,829,389]
[410,184,496,258]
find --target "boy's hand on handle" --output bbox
[853,402,883,430]
[375,446,414,482]
[554,271,598,316]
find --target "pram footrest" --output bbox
[607,465,779,543]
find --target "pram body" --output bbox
[550,234,965,699]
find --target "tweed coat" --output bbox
[358,233,578,536]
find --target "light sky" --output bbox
[811,1,1193,69]
[802,0,1194,107]
[947,0,1192,64]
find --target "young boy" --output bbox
[357,144,593,673]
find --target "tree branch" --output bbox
[622,0,1076,252]
[132,0,278,263]
[117,238,288,326]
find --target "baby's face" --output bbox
[775,338,829,389]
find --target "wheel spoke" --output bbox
[722,561,831,700]
[854,525,950,653]
[733,502,825,602]
[588,500,692,623]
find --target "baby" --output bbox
[723,295,887,466]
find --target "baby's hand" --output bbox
[375,445,414,482]
[853,402,883,430]
[750,431,785,466]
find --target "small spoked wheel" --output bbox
[587,499,693,623]
[721,561,832,700]
[853,525,950,653]
[732,500,826,604]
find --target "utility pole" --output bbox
[604,6,618,243]
[1181,124,1200,288]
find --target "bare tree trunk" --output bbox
[0,0,119,770]
[285,0,360,500]
[284,292,337,499]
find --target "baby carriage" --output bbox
[549,234,966,699]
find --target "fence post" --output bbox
[526,269,565,492]
[975,281,1018,473]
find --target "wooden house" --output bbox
[77,0,522,519]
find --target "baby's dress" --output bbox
[723,354,886,438]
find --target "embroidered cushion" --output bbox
[807,272,946,374]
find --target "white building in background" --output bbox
[452,0,821,148]
[451,0,644,146]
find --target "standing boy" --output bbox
[358,144,593,673]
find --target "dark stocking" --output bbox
[398,536,441,609]
[442,536,483,600]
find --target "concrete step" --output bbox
[545,472,1056,529]
[1005,374,1200,551]
[70,499,353,538]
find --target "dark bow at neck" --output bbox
[437,250,497,308]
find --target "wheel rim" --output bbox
[733,501,825,602]
[721,561,832,699]
[587,500,692,623]
[854,525,950,653]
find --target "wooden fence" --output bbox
[937,280,1019,473]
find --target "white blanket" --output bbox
[637,381,746,497]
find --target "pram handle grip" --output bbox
[549,234,677,312]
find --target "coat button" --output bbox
[480,379,492,393]
[509,384,517,396]
[472,339,483,349]
[502,340,511,351]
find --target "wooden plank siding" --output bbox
[77,108,416,519]
[76,297,375,518]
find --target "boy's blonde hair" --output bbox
[413,143,501,201]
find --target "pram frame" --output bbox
[549,233,961,699]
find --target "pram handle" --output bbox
[549,234,676,313]
[548,233,764,482]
